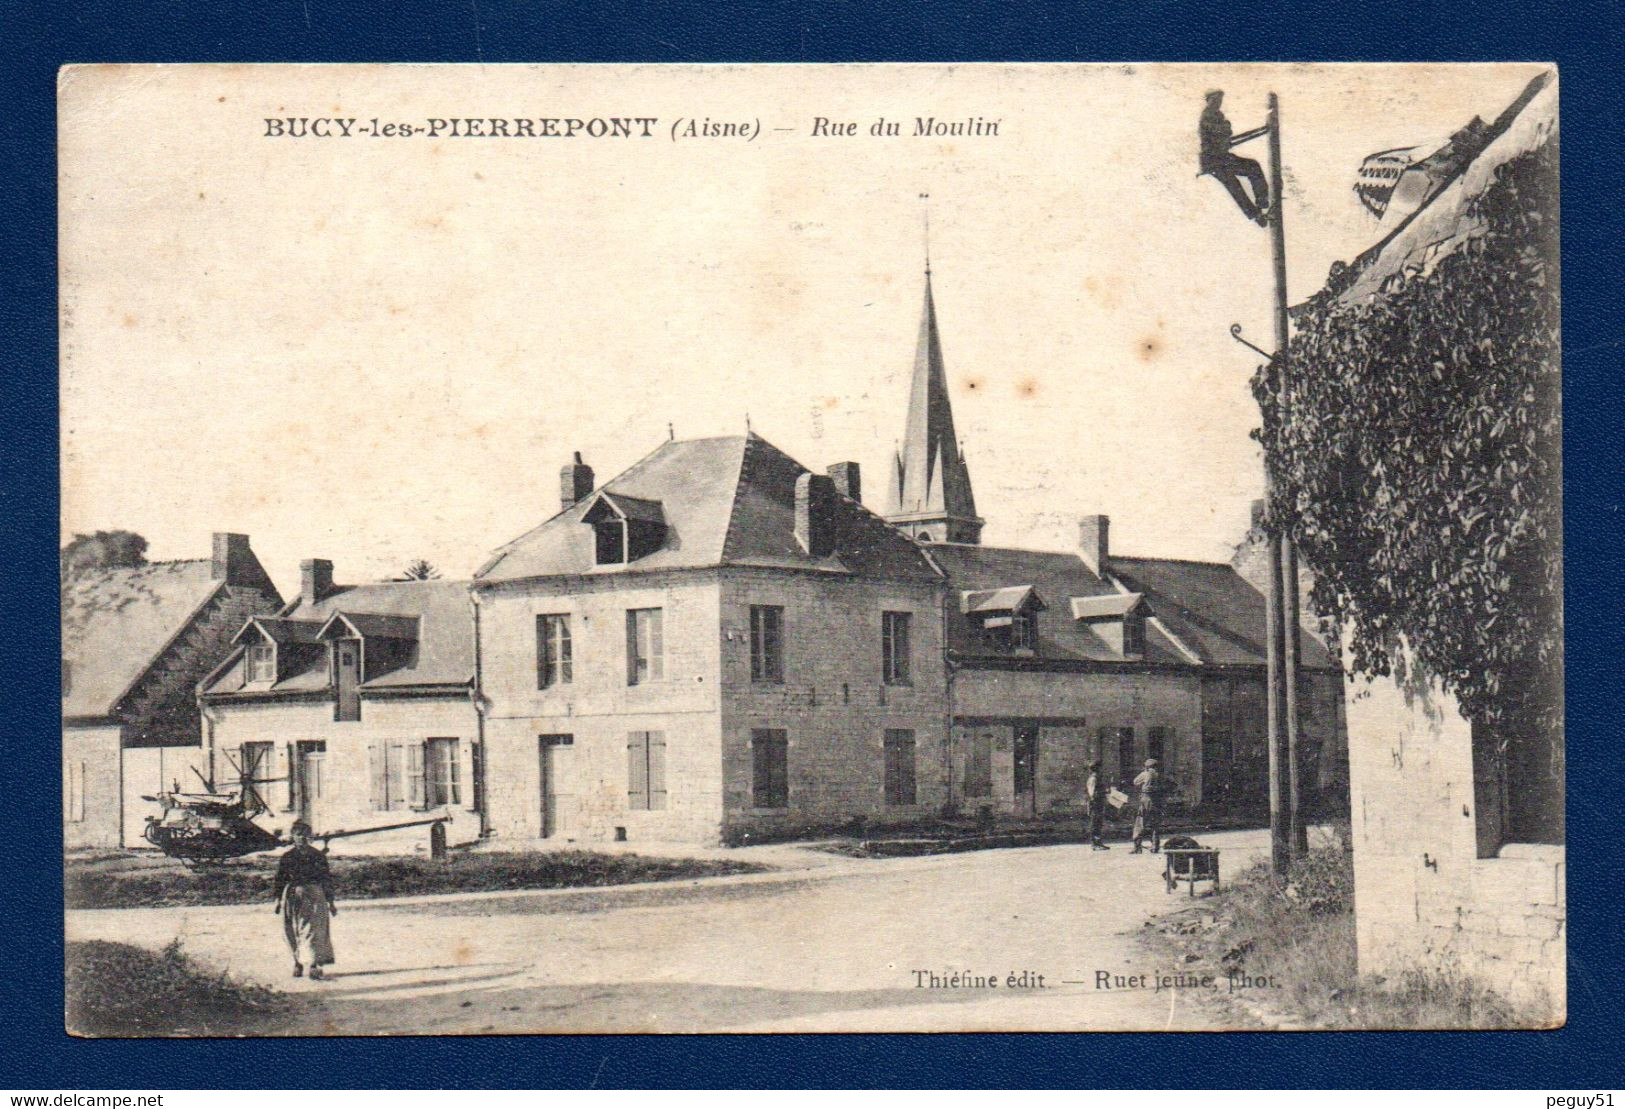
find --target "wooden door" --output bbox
[297,741,326,827]
[334,639,361,721]
[539,735,575,838]
[1013,724,1039,816]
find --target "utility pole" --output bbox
[1267,93,1308,860]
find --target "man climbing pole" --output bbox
[1200,90,1271,226]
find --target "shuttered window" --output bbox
[626,608,664,685]
[369,741,431,811]
[884,729,918,806]
[239,742,274,810]
[752,729,789,809]
[627,731,667,810]
[536,614,573,688]
[1147,726,1170,766]
[750,605,784,683]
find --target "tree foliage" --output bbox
[1253,139,1561,741]
[395,559,441,581]
[61,529,149,581]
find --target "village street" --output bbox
[66,828,1270,1034]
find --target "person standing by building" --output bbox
[273,821,337,980]
[1131,759,1165,854]
[1085,760,1110,850]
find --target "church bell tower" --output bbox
[883,265,983,545]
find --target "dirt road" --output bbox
[66,829,1269,1033]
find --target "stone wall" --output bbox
[207,695,482,855]
[63,724,123,851]
[718,570,947,839]
[1346,672,1564,1024]
[477,572,726,846]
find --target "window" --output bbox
[1102,726,1134,779]
[239,741,274,809]
[595,518,627,565]
[425,738,462,807]
[1122,615,1146,658]
[1011,609,1037,652]
[536,614,573,689]
[627,731,667,810]
[66,760,85,823]
[1147,726,1169,766]
[884,729,918,806]
[369,741,427,811]
[750,605,784,683]
[245,644,276,683]
[626,608,664,685]
[752,729,788,809]
[882,611,912,685]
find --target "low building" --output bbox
[199,563,481,854]
[62,533,282,850]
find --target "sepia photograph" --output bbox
[58,61,1562,1036]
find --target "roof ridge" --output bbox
[719,434,781,563]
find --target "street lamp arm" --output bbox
[1229,323,1274,360]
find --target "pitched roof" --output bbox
[62,560,225,718]
[204,578,474,695]
[1070,592,1146,621]
[962,585,1045,615]
[317,611,422,642]
[234,616,323,646]
[927,544,1189,665]
[1109,556,1334,670]
[477,434,939,584]
[885,270,980,525]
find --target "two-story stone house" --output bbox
[471,434,948,846]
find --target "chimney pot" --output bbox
[826,462,861,503]
[300,559,334,607]
[560,451,595,512]
[796,473,838,557]
[1079,514,1110,576]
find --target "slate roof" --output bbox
[204,578,474,695]
[961,585,1044,615]
[927,544,1335,671]
[233,616,323,646]
[926,544,1190,665]
[62,560,226,719]
[1109,556,1335,670]
[477,434,940,584]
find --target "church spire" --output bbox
[884,265,983,544]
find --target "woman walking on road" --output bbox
[273,820,338,980]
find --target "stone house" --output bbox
[471,434,947,846]
[62,533,282,849]
[885,270,1347,823]
[198,564,482,854]
[1332,71,1563,1021]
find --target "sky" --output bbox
[59,62,1548,599]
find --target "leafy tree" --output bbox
[1253,139,1561,788]
[61,530,149,581]
[395,559,441,581]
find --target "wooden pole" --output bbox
[1267,93,1306,862]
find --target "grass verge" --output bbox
[1144,829,1516,1029]
[67,850,769,910]
[67,939,295,1036]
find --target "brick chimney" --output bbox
[560,451,595,512]
[826,461,861,502]
[1079,514,1110,576]
[211,532,252,584]
[795,472,837,557]
[300,559,335,607]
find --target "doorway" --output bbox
[295,740,326,827]
[334,639,361,721]
[539,734,575,839]
[1013,724,1039,817]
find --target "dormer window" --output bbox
[961,586,1045,656]
[245,644,276,683]
[582,492,667,566]
[1071,592,1151,659]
